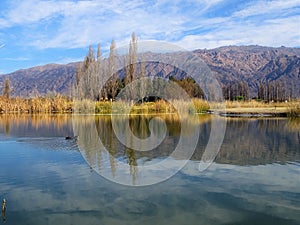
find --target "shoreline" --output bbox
[208,107,298,117]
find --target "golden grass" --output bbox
[225,100,296,108]
[209,99,300,116]
[287,102,300,117]
[0,95,72,113]
[77,98,210,115]
[1,96,299,116]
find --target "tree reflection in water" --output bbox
[1,114,299,184]
[73,114,203,185]
[73,115,300,183]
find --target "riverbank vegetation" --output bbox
[0,95,72,113]
[0,97,210,114]
[1,95,299,116]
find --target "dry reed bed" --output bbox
[1,96,299,116]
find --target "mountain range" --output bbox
[0,45,299,98]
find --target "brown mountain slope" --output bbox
[0,63,79,97]
[194,46,300,97]
[0,45,299,98]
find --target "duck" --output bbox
[65,135,78,140]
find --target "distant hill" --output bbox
[0,63,79,97]
[0,45,299,98]
[194,45,300,97]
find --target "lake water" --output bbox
[0,114,299,225]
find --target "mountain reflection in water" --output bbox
[1,114,299,167]
[0,114,299,225]
[72,115,300,169]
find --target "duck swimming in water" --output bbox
[65,135,78,140]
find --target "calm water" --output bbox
[0,114,299,225]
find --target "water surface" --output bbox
[0,114,299,225]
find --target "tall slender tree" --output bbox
[139,59,147,102]
[3,77,10,99]
[107,39,118,100]
[125,32,138,100]
[75,45,98,100]
[97,43,101,62]
[96,43,106,100]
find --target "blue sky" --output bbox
[0,0,299,74]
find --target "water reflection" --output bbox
[1,114,299,168]
[71,115,300,185]
[0,114,299,224]
[73,114,203,185]
[216,118,300,165]
[286,117,300,132]
[77,115,300,166]
[0,114,73,138]
[1,199,6,222]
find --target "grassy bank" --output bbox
[0,96,210,114]
[0,96,72,113]
[94,98,210,114]
[1,96,299,116]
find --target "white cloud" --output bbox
[176,15,300,50]
[175,35,236,50]
[0,19,9,27]
[2,56,30,61]
[2,0,62,27]
[55,57,83,65]
[0,0,299,53]
[25,0,189,49]
[233,0,300,18]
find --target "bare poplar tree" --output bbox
[97,43,101,62]
[3,77,10,99]
[96,43,106,100]
[257,81,264,100]
[75,45,99,100]
[125,32,138,100]
[107,39,118,100]
[139,59,147,102]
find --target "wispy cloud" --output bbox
[55,57,82,65]
[0,0,299,72]
[176,14,300,49]
[175,0,300,49]
[233,0,300,18]
[2,57,30,61]
[1,0,299,49]
[1,0,61,27]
